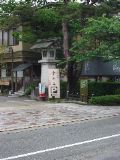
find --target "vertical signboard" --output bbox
[48,69,60,98]
[80,79,88,102]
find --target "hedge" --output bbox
[60,81,80,98]
[88,81,120,98]
[60,81,120,99]
[89,94,120,106]
[60,81,67,98]
[24,83,36,95]
[115,88,120,95]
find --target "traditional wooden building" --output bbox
[0,26,41,93]
[81,58,120,81]
[0,26,62,94]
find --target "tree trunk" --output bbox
[62,21,83,96]
[68,61,83,95]
[62,21,70,98]
[62,22,69,58]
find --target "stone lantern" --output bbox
[31,38,61,87]
[38,49,59,86]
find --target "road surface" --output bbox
[0,116,120,160]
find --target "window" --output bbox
[9,29,14,45]
[3,31,8,46]
[43,50,47,57]
[1,69,6,78]
[50,50,55,58]
[0,28,19,46]
[6,68,11,77]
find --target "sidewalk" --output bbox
[0,97,120,132]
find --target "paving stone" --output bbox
[0,97,120,132]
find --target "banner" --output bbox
[48,69,60,98]
[39,83,45,97]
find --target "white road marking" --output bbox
[7,101,17,103]
[0,133,120,160]
[23,100,35,102]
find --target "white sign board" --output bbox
[17,71,23,78]
[48,69,60,98]
[1,69,6,78]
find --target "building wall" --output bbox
[0,25,41,63]
[0,26,23,51]
[0,25,40,89]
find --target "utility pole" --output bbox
[0,45,5,93]
[9,47,14,94]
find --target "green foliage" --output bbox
[89,94,120,106]
[69,19,82,34]
[34,8,61,25]
[0,0,18,15]
[71,17,120,62]
[32,8,62,38]
[0,0,120,61]
[69,80,80,96]
[13,30,37,43]
[75,81,80,95]
[0,0,120,99]
[0,16,20,29]
[83,17,120,39]
[59,2,81,22]
[67,2,80,11]
[115,88,120,95]
[88,81,120,98]
[69,0,120,62]
[60,80,80,98]
[13,4,35,23]
[24,83,35,96]
[0,0,20,29]
[60,81,67,98]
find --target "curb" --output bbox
[0,113,120,134]
[64,101,87,105]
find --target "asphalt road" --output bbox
[0,116,120,160]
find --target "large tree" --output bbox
[0,0,82,95]
[71,17,120,62]
[0,0,120,95]
[70,0,120,61]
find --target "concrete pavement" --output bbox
[0,96,120,132]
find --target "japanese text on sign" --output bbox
[48,69,60,98]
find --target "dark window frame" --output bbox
[49,50,55,58]
[42,50,47,57]
[0,28,19,46]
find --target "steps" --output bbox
[8,89,25,97]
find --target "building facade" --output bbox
[0,26,41,93]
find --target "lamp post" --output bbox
[9,47,14,94]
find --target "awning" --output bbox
[13,63,32,72]
[0,80,9,86]
[31,42,52,50]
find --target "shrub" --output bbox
[72,81,80,96]
[88,81,120,98]
[60,81,80,98]
[24,83,35,95]
[89,94,120,106]
[115,88,120,95]
[60,81,67,98]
